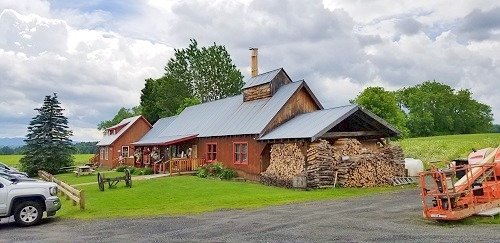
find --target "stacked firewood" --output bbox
[261,143,305,188]
[305,139,405,188]
[306,140,335,188]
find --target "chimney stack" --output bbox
[249,47,258,77]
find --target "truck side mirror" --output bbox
[0,183,3,188]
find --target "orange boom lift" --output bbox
[419,147,500,220]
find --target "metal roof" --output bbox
[259,105,358,141]
[96,115,143,146]
[241,68,283,89]
[157,80,304,138]
[132,134,197,146]
[132,116,177,145]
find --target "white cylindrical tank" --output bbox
[404,158,424,177]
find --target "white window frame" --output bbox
[100,148,104,160]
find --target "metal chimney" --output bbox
[249,47,258,77]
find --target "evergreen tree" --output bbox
[20,94,74,176]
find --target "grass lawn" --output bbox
[55,170,132,186]
[0,154,94,169]
[397,133,500,167]
[58,176,405,219]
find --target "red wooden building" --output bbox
[132,68,399,180]
[95,116,152,168]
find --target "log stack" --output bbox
[305,139,405,188]
[306,140,335,188]
[261,143,305,188]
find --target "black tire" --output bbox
[98,172,104,191]
[13,200,43,227]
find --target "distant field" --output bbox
[0,154,94,169]
[397,133,500,167]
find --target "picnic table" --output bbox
[73,165,95,177]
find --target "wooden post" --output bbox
[80,191,85,210]
[169,160,172,175]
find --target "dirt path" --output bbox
[1,189,498,242]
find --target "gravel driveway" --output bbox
[1,189,498,242]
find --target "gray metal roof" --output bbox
[157,80,304,139]
[259,105,358,141]
[259,105,400,141]
[96,115,143,146]
[241,68,282,89]
[132,116,177,145]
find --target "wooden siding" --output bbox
[261,86,321,135]
[270,70,291,95]
[98,117,151,168]
[243,83,272,102]
[197,136,266,180]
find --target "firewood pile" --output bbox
[306,140,335,188]
[306,139,405,188]
[261,143,305,188]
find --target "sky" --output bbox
[0,0,499,142]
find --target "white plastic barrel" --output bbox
[404,158,424,177]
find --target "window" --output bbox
[122,146,129,157]
[100,148,104,160]
[233,142,248,164]
[206,143,217,162]
[104,147,109,160]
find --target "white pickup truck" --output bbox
[0,175,61,226]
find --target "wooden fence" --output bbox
[38,170,85,210]
[169,158,207,175]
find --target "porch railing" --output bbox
[169,158,207,175]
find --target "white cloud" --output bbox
[0,8,173,141]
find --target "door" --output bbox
[0,180,8,215]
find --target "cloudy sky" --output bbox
[0,0,499,141]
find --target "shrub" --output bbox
[219,168,237,180]
[196,166,209,178]
[208,162,224,175]
[143,167,154,175]
[195,162,236,180]
[116,166,127,172]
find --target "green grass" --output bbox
[0,154,94,169]
[58,176,403,219]
[55,170,131,185]
[397,133,500,167]
[0,154,24,168]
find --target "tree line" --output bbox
[0,142,96,155]
[352,81,496,137]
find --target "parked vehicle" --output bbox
[0,168,29,178]
[0,176,61,226]
[0,172,35,182]
[0,162,20,172]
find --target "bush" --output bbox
[219,168,236,180]
[208,162,224,175]
[116,166,127,172]
[195,162,236,180]
[196,167,209,178]
[143,167,154,175]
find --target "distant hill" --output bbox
[0,137,25,147]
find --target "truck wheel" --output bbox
[14,201,43,227]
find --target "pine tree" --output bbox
[20,93,74,176]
